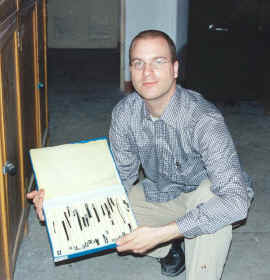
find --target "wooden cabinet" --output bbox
[0,0,16,23]
[0,1,48,279]
[35,0,48,144]
[0,15,22,280]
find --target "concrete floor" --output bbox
[14,51,270,280]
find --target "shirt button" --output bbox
[176,161,181,168]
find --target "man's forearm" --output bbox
[158,222,184,244]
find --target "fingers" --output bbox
[116,230,136,252]
[116,231,136,247]
[116,233,136,253]
[116,229,146,253]
[116,226,162,254]
[26,189,45,221]
[116,236,148,254]
[26,190,38,199]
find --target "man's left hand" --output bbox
[116,223,182,254]
[116,226,162,254]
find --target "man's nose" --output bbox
[142,62,154,76]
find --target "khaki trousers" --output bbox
[128,179,232,280]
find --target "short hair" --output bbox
[129,30,177,65]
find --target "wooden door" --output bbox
[35,0,48,145]
[18,2,37,189]
[0,194,8,280]
[0,0,16,22]
[0,15,23,280]
[0,1,48,279]
[187,0,262,102]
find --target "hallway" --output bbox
[14,51,270,280]
[45,48,123,145]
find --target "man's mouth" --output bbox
[142,81,158,87]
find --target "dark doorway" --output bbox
[186,0,268,110]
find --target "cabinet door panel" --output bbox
[0,33,22,260]
[0,207,7,280]
[37,0,48,142]
[0,0,16,23]
[19,7,37,188]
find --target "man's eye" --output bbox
[155,58,167,64]
[134,61,144,68]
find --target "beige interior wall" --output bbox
[48,0,120,48]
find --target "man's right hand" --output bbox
[26,189,45,221]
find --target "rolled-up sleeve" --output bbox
[109,103,140,193]
[176,112,249,238]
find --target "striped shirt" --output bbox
[109,85,254,238]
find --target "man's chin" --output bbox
[139,93,163,102]
[137,85,159,96]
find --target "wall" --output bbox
[46,0,189,83]
[47,0,120,48]
[124,0,189,82]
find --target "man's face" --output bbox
[130,36,179,102]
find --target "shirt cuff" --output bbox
[176,211,205,239]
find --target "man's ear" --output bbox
[173,60,179,79]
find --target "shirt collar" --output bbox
[160,85,183,128]
[141,99,152,121]
[140,85,184,128]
